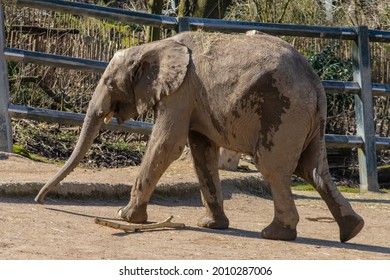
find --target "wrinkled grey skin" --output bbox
[35,31,364,242]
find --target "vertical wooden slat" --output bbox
[352,26,379,192]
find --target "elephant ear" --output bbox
[133,39,190,115]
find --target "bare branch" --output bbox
[306,217,335,223]
[94,216,186,232]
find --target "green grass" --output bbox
[13,144,64,165]
[13,145,31,159]
[291,183,315,191]
[292,182,360,193]
[335,186,361,193]
[378,165,390,171]
[291,182,390,193]
[29,154,65,166]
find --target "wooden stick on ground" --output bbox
[94,215,185,232]
[306,217,335,223]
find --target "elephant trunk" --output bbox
[35,112,102,204]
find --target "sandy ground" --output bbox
[0,152,390,260]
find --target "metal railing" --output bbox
[1,0,390,192]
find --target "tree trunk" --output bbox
[146,0,163,42]
[178,0,232,19]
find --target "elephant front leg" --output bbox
[119,126,188,223]
[118,177,149,223]
[188,131,229,229]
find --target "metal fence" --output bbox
[1,0,390,192]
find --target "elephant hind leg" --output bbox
[254,151,301,241]
[188,130,229,229]
[259,174,299,241]
[295,136,364,243]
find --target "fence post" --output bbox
[352,26,379,192]
[0,3,13,153]
[178,17,191,32]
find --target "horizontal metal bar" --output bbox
[368,29,390,43]
[3,1,390,44]
[322,81,390,97]
[325,134,363,148]
[372,83,390,97]
[0,0,177,29]
[8,105,388,149]
[4,47,107,73]
[375,137,390,149]
[322,80,360,94]
[182,17,357,40]
[6,48,390,99]
[4,0,390,44]
[8,104,153,135]
[325,134,389,149]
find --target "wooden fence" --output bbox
[1,0,390,191]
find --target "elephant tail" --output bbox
[312,86,329,190]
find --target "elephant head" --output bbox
[35,39,190,203]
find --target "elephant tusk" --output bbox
[104,111,115,124]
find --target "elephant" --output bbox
[35,31,364,242]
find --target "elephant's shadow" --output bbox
[109,224,390,257]
[46,199,390,258]
[44,183,390,258]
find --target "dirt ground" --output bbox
[0,152,390,260]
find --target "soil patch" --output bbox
[0,153,389,260]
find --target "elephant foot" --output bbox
[197,213,229,229]
[261,221,297,241]
[338,214,364,243]
[118,203,147,223]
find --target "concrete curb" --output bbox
[0,175,270,200]
[0,151,271,200]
